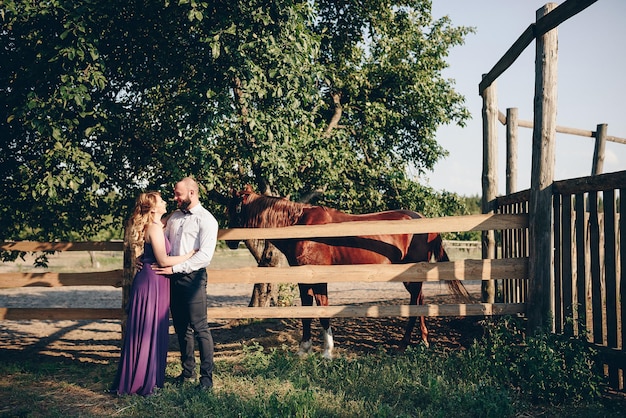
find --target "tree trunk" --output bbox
[249,282,275,308]
[244,239,288,307]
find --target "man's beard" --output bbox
[179,199,192,211]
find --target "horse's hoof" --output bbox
[322,327,334,359]
[397,339,410,352]
[297,340,313,356]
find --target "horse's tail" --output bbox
[428,233,473,303]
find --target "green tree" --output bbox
[1,0,473,248]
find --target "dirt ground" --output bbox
[0,280,484,365]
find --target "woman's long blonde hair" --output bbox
[127,191,161,256]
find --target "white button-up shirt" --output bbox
[165,204,219,274]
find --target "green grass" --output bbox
[1,317,624,418]
[1,246,622,416]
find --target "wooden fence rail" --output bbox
[0,214,529,321]
[0,258,528,289]
[497,109,626,145]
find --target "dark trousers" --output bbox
[170,268,214,387]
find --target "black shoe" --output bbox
[145,388,161,397]
[104,388,118,397]
[197,376,213,392]
[176,373,197,384]
[197,382,213,392]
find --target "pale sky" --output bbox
[426,0,626,196]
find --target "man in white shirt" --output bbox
[153,177,219,391]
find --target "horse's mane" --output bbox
[244,193,311,228]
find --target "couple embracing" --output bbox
[110,177,219,396]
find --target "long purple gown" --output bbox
[112,238,171,396]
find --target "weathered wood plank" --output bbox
[0,304,526,320]
[1,214,529,252]
[561,194,574,335]
[0,308,123,320]
[218,214,528,241]
[553,193,563,333]
[0,241,123,252]
[479,0,598,94]
[495,189,530,207]
[206,303,526,319]
[206,259,529,284]
[603,190,618,350]
[588,192,603,343]
[0,270,123,288]
[0,259,528,288]
[575,194,587,335]
[498,109,626,144]
[552,170,626,195]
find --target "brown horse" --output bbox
[225,185,470,358]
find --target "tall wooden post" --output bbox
[592,123,607,175]
[528,3,558,333]
[481,75,497,303]
[506,108,519,194]
[505,107,519,305]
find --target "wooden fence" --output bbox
[0,213,528,322]
[552,172,625,390]
[480,0,625,390]
[494,170,626,391]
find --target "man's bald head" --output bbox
[174,177,200,210]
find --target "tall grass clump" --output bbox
[472,316,604,405]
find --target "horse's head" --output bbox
[226,185,306,249]
[225,185,256,249]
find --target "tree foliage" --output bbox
[1,0,473,249]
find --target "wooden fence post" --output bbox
[592,123,607,175]
[481,75,498,303]
[506,108,519,194]
[528,3,558,333]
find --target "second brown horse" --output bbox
[225,186,470,358]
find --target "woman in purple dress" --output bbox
[111,191,196,396]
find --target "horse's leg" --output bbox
[400,282,418,350]
[312,283,333,359]
[401,282,428,349]
[417,288,428,347]
[297,284,314,355]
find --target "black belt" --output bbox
[171,268,206,280]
